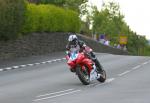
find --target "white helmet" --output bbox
[68,35,78,42]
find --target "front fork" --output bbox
[90,64,100,81]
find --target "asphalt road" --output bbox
[0,53,150,103]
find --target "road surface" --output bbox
[0,53,150,103]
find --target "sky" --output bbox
[88,0,150,40]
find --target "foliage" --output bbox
[22,3,81,33]
[28,0,88,13]
[92,2,125,37]
[144,45,150,56]
[80,21,91,36]
[91,1,150,56]
[127,33,149,55]
[0,0,26,41]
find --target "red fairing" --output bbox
[76,53,93,74]
[67,59,76,69]
[66,52,93,74]
[81,58,93,74]
[75,53,84,64]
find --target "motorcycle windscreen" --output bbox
[70,51,78,61]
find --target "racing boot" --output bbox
[93,59,103,74]
[89,52,103,74]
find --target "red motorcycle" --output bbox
[66,47,106,85]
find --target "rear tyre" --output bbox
[97,70,106,83]
[76,65,90,85]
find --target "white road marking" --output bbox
[35,63,40,65]
[87,83,98,87]
[132,65,141,70]
[33,90,81,102]
[118,70,131,76]
[41,62,46,64]
[106,78,115,83]
[13,66,19,69]
[55,59,61,61]
[88,78,115,87]
[46,61,52,63]
[0,58,64,72]
[62,58,66,60]
[37,89,74,98]
[5,67,12,70]
[94,78,115,87]
[142,62,148,65]
[27,64,34,66]
[20,65,26,67]
[52,60,57,62]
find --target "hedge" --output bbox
[22,3,81,33]
[0,0,26,41]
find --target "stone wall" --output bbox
[0,32,128,60]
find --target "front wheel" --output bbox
[97,70,106,83]
[76,65,90,85]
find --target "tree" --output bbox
[92,2,125,36]
[28,0,88,13]
[0,0,26,41]
[90,1,150,55]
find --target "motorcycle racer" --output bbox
[66,33,103,74]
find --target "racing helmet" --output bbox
[68,34,78,42]
[68,34,78,46]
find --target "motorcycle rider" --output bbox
[66,33,103,74]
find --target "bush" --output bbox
[0,0,26,41]
[22,3,81,33]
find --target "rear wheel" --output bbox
[76,65,90,85]
[97,70,106,83]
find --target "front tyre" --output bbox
[76,65,90,85]
[97,70,106,83]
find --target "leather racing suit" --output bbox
[66,39,103,73]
